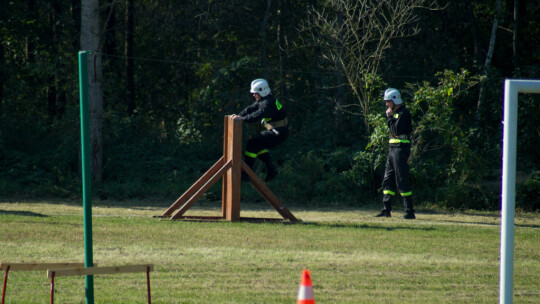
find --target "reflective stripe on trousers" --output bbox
[389,138,410,144]
[245,149,269,159]
[383,190,412,197]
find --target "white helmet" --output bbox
[250,79,271,97]
[383,88,402,105]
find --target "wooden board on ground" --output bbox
[48,265,153,278]
[0,263,87,271]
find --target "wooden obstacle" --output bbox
[48,264,154,304]
[159,115,298,222]
[1,262,88,304]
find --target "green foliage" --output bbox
[1,1,539,212]
[517,172,540,211]
[272,150,358,205]
[343,70,503,209]
[193,56,259,131]
[409,70,482,174]
[407,71,493,208]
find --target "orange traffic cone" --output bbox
[297,269,315,304]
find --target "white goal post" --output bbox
[500,79,540,304]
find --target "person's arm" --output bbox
[241,99,275,123]
[238,102,259,117]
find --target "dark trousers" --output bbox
[244,128,288,167]
[381,146,414,212]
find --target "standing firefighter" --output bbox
[375,88,416,219]
[231,79,288,182]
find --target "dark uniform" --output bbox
[380,104,415,218]
[238,94,288,181]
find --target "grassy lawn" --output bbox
[0,199,539,303]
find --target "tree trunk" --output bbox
[261,0,271,79]
[125,0,135,114]
[72,0,80,51]
[277,0,292,98]
[104,0,116,55]
[512,0,521,77]
[465,1,482,67]
[0,43,3,103]
[26,0,36,62]
[277,0,284,96]
[81,0,104,184]
[334,12,344,130]
[47,1,59,118]
[335,74,345,130]
[475,0,502,122]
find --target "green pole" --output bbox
[78,50,94,304]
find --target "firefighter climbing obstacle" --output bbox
[160,79,297,222]
[231,78,289,182]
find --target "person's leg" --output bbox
[376,152,396,217]
[243,135,265,181]
[258,152,278,181]
[395,147,415,219]
[250,130,288,181]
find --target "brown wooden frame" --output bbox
[159,116,297,222]
[47,265,153,304]
[1,262,90,304]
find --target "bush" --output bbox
[517,172,540,211]
[343,70,499,209]
[272,151,358,206]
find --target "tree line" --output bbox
[0,0,539,210]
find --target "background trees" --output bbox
[300,0,439,132]
[81,0,104,183]
[1,0,538,210]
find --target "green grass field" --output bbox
[0,199,539,303]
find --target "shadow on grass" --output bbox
[160,217,436,231]
[301,221,437,231]
[417,209,540,229]
[3,198,539,229]
[0,210,48,217]
[433,220,540,229]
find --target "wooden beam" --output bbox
[0,263,87,271]
[48,265,153,278]
[169,216,224,221]
[221,116,229,218]
[242,162,298,222]
[161,156,225,217]
[170,160,232,219]
[225,117,242,221]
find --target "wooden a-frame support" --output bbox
[158,116,297,222]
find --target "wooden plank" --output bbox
[48,265,153,278]
[172,216,224,220]
[226,117,242,221]
[161,156,225,217]
[239,217,284,222]
[170,160,232,219]
[241,162,298,222]
[0,263,87,271]
[221,116,229,218]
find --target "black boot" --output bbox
[375,192,394,217]
[403,211,416,219]
[259,153,278,182]
[403,196,415,219]
[374,210,391,217]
